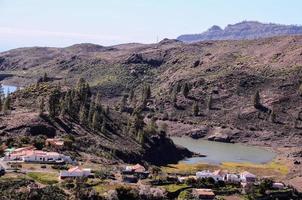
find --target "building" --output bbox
[196,170,223,182]
[178,176,196,183]
[225,173,241,183]
[4,148,72,164]
[192,188,215,200]
[59,166,91,179]
[45,138,64,149]
[240,171,256,183]
[124,164,146,173]
[122,164,149,179]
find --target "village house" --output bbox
[240,171,256,183]
[3,147,72,164]
[45,138,64,149]
[192,188,215,200]
[224,173,241,183]
[178,175,197,183]
[59,166,91,179]
[122,164,149,179]
[196,170,224,182]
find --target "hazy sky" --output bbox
[0,0,301,51]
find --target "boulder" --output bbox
[186,127,209,139]
[207,127,240,143]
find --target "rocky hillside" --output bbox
[0,82,192,166]
[177,21,302,43]
[1,35,302,150]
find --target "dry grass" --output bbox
[161,160,288,178]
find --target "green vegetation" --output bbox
[162,183,188,193]
[27,172,58,185]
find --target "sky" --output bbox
[0,0,302,51]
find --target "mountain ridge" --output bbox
[177,21,302,42]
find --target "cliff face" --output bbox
[177,21,302,42]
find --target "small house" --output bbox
[196,170,223,182]
[45,138,64,149]
[122,164,149,179]
[225,173,241,183]
[192,188,215,200]
[178,176,196,183]
[4,148,72,164]
[59,166,91,179]
[240,171,256,183]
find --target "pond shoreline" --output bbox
[170,136,277,165]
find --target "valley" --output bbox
[1,35,302,199]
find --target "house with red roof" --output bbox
[3,147,72,163]
[59,166,91,179]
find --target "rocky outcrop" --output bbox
[207,127,240,143]
[185,127,208,139]
[143,134,193,165]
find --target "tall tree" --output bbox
[120,95,127,112]
[253,90,261,108]
[39,97,45,116]
[2,95,11,114]
[192,101,199,116]
[207,94,213,110]
[92,110,101,130]
[182,83,190,98]
[48,88,61,118]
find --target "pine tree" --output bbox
[182,83,190,98]
[270,108,277,123]
[253,90,261,108]
[39,97,45,116]
[48,88,61,118]
[79,105,88,125]
[207,94,213,110]
[129,89,134,103]
[120,95,127,112]
[192,101,199,116]
[88,100,95,127]
[2,95,11,114]
[105,106,110,116]
[92,110,100,130]
[43,72,48,82]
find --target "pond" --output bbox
[171,136,276,164]
[1,85,17,96]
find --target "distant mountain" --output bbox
[177,21,302,42]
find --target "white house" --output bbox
[240,171,256,183]
[4,148,72,163]
[225,173,241,183]
[59,166,91,179]
[196,170,224,182]
[178,176,196,183]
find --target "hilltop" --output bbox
[177,21,302,43]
